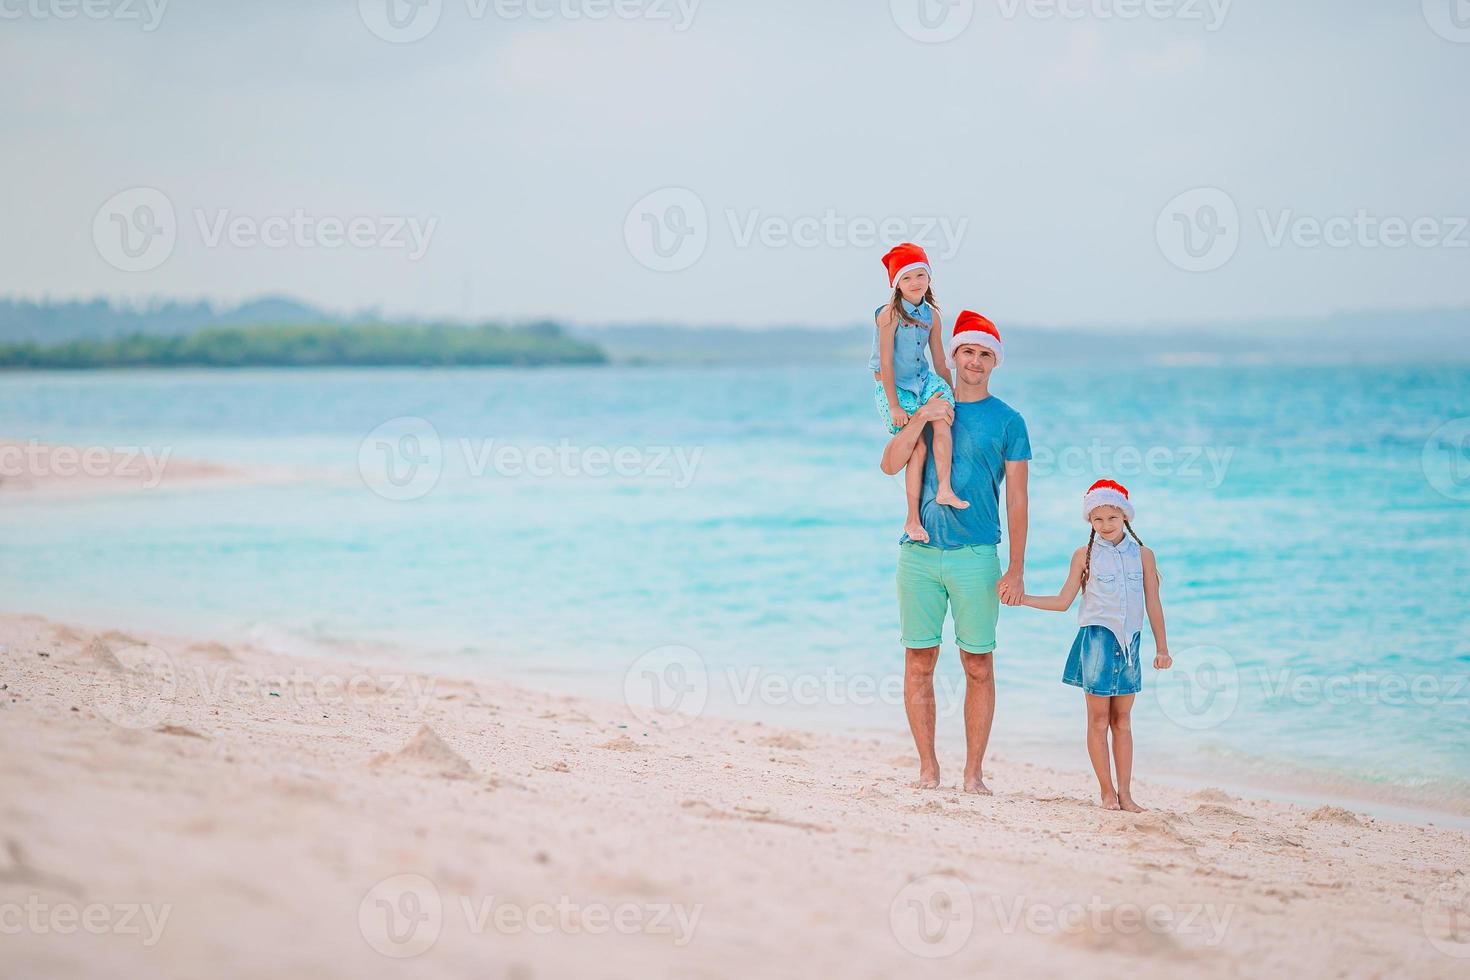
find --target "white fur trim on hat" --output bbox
[946,331,1005,370]
[1082,487,1135,523]
[889,261,931,288]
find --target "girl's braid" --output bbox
[1079,527,1097,595]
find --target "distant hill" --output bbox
[0,296,338,344]
[2,297,1466,366]
[571,307,1470,366]
[0,321,606,370]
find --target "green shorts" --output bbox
[896,541,1001,654]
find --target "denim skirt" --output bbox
[1062,625,1142,697]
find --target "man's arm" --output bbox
[879,397,953,475]
[997,459,1028,605]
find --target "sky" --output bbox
[3,0,1468,327]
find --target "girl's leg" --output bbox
[930,415,970,510]
[1085,693,1119,809]
[1110,695,1143,812]
[903,438,929,544]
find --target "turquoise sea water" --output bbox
[2,364,1467,818]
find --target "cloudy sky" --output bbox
[3,0,1468,326]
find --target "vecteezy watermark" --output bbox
[93,187,177,273]
[890,0,975,43]
[358,0,700,43]
[94,643,178,730]
[0,440,173,488]
[623,187,709,273]
[191,665,440,715]
[992,0,1231,30]
[1422,418,1470,503]
[358,874,702,957]
[0,0,169,31]
[1156,187,1240,273]
[1158,187,1469,272]
[624,645,709,730]
[990,894,1235,946]
[92,187,438,273]
[358,417,443,502]
[357,417,704,501]
[0,897,172,947]
[1258,669,1468,708]
[889,876,1235,958]
[889,874,975,958]
[624,186,969,273]
[1149,644,1238,731]
[1422,0,1470,44]
[1423,876,1470,958]
[1030,441,1234,489]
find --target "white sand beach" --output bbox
[2,613,1466,978]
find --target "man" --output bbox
[879,311,1030,794]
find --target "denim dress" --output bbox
[867,299,954,433]
[1063,535,1145,696]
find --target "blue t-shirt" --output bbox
[901,395,1031,549]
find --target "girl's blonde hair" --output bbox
[887,285,939,327]
[1079,520,1145,595]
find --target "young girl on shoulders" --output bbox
[868,243,967,543]
[1021,480,1172,812]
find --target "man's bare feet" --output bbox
[962,776,992,795]
[935,488,970,510]
[1100,790,1122,811]
[904,519,929,544]
[912,765,940,790]
[1118,795,1145,813]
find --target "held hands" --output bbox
[889,402,910,429]
[996,569,1024,606]
[1154,650,1173,670]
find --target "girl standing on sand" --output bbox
[1020,480,1172,811]
[868,243,967,542]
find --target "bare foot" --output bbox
[1118,796,1145,813]
[963,776,992,795]
[935,489,970,510]
[912,765,940,790]
[904,519,929,544]
[1100,791,1122,811]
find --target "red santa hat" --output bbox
[1083,479,1135,523]
[946,310,1004,369]
[881,243,932,290]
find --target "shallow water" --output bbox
[2,362,1467,817]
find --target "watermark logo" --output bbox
[1152,644,1238,730]
[1156,187,1239,273]
[359,874,443,958]
[1423,0,1470,43]
[0,897,172,946]
[359,0,443,42]
[993,0,1231,30]
[93,187,177,273]
[891,0,975,43]
[1423,877,1470,958]
[0,0,169,31]
[624,187,708,273]
[1422,418,1470,502]
[890,873,975,957]
[95,643,178,730]
[623,645,708,729]
[358,416,444,502]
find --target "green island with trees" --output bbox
[0,321,607,369]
